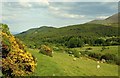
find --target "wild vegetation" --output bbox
[1,24,37,77]
[16,23,119,49]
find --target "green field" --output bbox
[28,46,118,76]
[73,46,118,55]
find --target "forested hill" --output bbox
[16,23,118,47]
[15,13,119,48]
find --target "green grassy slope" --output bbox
[28,48,118,76]
[73,46,118,55]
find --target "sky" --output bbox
[1,0,119,33]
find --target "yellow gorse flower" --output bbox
[2,24,37,76]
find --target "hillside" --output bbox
[16,23,119,48]
[87,13,119,27]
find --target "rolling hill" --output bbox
[16,13,119,48]
[87,13,119,27]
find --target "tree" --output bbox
[67,37,84,48]
[95,38,105,45]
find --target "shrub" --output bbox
[100,53,116,61]
[2,50,37,76]
[86,47,92,50]
[100,53,120,65]
[73,49,81,58]
[87,52,102,60]
[2,24,37,77]
[66,37,84,48]
[64,48,73,54]
[39,45,53,57]
[115,57,120,65]
[53,47,60,51]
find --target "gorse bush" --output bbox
[39,45,53,57]
[1,24,37,77]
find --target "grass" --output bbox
[28,47,118,76]
[73,46,118,55]
[27,49,65,76]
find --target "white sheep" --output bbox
[101,59,106,63]
[53,74,55,76]
[73,58,77,61]
[79,52,81,55]
[97,65,100,69]
[52,51,54,54]
[97,61,100,64]
[71,55,74,57]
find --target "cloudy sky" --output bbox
[1,0,118,33]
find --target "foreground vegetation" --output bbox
[1,24,37,77]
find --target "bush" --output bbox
[115,57,120,65]
[67,37,84,48]
[72,50,81,58]
[2,24,37,77]
[100,53,120,65]
[2,50,37,76]
[53,47,60,51]
[86,47,92,50]
[39,45,53,57]
[64,48,73,54]
[100,53,116,61]
[88,52,102,60]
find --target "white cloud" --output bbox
[96,16,109,19]
[2,0,119,2]
[18,0,49,8]
[49,6,59,11]
[62,13,85,18]
[19,2,32,8]
[49,6,85,19]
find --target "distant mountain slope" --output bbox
[16,23,118,47]
[15,13,119,48]
[87,13,119,27]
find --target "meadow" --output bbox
[28,45,119,76]
[73,46,118,55]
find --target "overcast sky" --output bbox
[1,0,118,33]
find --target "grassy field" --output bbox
[28,47,118,76]
[73,46,118,55]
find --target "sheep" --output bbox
[79,52,81,55]
[73,58,77,61]
[101,59,106,63]
[97,61,100,64]
[97,65,100,69]
[53,74,55,76]
[71,55,74,57]
[52,51,54,54]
